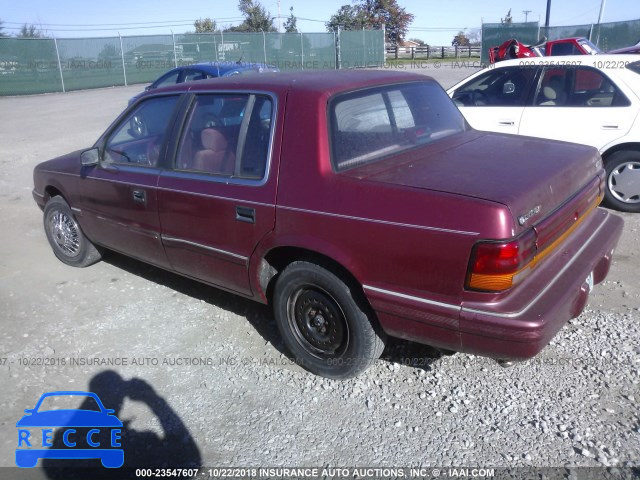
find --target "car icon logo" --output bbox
[16,391,124,468]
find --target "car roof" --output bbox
[152,69,435,98]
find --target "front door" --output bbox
[77,95,181,267]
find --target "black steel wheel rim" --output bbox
[287,287,349,359]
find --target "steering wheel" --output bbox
[471,91,489,106]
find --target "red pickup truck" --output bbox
[489,37,601,63]
[32,70,623,378]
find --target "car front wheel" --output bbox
[273,261,385,379]
[604,151,640,213]
[43,196,102,267]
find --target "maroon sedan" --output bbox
[33,70,623,378]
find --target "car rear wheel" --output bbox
[273,261,385,379]
[604,151,640,213]
[43,196,102,267]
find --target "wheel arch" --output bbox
[601,142,640,162]
[43,185,66,203]
[258,245,368,309]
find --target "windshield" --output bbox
[329,82,466,171]
[578,38,602,55]
[37,395,100,412]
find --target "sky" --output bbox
[2,0,640,45]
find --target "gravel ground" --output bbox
[0,67,638,478]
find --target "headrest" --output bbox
[201,128,228,151]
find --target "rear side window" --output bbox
[330,82,466,171]
[535,67,630,107]
[175,93,273,179]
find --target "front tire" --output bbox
[273,261,385,379]
[604,151,640,213]
[43,196,102,267]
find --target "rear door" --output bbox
[519,66,638,148]
[77,95,181,267]
[450,66,537,135]
[157,92,278,295]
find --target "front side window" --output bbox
[452,67,536,107]
[104,95,180,166]
[330,82,466,171]
[175,93,273,179]
[183,69,208,82]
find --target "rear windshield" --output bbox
[329,82,466,171]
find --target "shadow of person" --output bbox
[43,370,201,479]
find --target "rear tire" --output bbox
[273,261,385,379]
[603,151,640,213]
[43,196,102,267]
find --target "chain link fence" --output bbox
[481,18,640,64]
[0,30,384,96]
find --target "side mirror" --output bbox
[80,147,99,166]
[503,81,516,94]
[144,85,153,91]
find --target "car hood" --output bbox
[346,131,602,230]
[16,410,123,427]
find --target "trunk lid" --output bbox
[344,131,603,233]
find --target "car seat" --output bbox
[192,128,235,174]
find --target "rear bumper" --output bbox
[369,208,623,360]
[458,208,623,359]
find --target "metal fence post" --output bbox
[172,31,178,67]
[262,30,267,65]
[53,37,65,93]
[220,30,225,61]
[336,26,341,70]
[119,33,127,86]
[382,23,386,64]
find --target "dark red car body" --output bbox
[33,70,623,369]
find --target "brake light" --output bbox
[466,229,537,292]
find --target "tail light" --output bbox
[466,229,537,292]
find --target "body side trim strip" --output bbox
[278,205,479,236]
[161,235,249,263]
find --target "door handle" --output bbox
[235,206,255,224]
[601,125,619,130]
[132,190,146,203]
[498,120,515,126]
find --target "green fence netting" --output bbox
[0,37,61,95]
[0,30,384,96]
[340,29,385,68]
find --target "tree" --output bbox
[467,28,481,46]
[326,5,366,31]
[0,18,8,37]
[452,31,470,47]
[326,1,414,45]
[194,18,218,33]
[501,9,513,25]
[227,0,277,32]
[283,6,298,33]
[17,23,47,38]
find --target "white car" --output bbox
[447,55,640,213]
